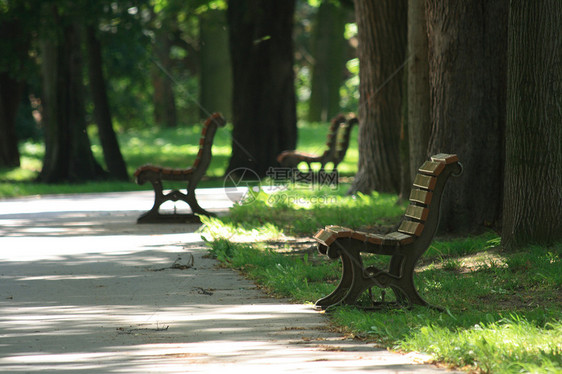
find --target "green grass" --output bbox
[1,120,358,198]
[200,188,562,373]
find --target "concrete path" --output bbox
[0,190,458,373]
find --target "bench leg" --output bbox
[385,255,432,308]
[340,246,390,306]
[137,180,167,223]
[314,249,354,310]
[186,188,216,218]
[137,181,214,224]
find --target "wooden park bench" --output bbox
[276,114,356,173]
[332,116,358,173]
[134,113,226,223]
[313,153,463,310]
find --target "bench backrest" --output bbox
[333,116,358,167]
[397,153,462,249]
[319,114,347,162]
[189,113,226,179]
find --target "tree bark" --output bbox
[407,0,430,180]
[39,18,106,183]
[426,0,507,233]
[151,29,177,128]
[307,1,348,122]
[350,0,407,194]
[0,72,22,168]
[226,0,297,177]
[200,9,232,120]
[85,25,129,181]
[0,19,28,168]
[502,1,562,249]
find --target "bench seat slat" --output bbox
[314,228,415,247]
[409,189,433,205]
[398,220,424,236]
[313,229,337,246]
[384,231,415,245]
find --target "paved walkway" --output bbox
[0,190,458,373]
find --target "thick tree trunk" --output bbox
[307,1,348,123]
[407,0,430,181]
[226,0,297,177]
[399,71,410,201]
[39,20,106,183]
[0,73,22,168]
[85,25,128,181]
[200,9,232,120]
[151,30,177,128]
[502,1,562,249]
[426,0,507,233]
[0,19,28,168]
[350,0,407,194]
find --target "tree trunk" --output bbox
[85,25,129,181]
[307,1,348,123]
[39,19,106,183]
[0,72,22,168]
[226,0,297,177]
[350,0,407,194]
[399,71,410,201]
[407,0,430,181]
[151,29,177,128]
[502,1,562,249]
[426,0,507,233]
[0,19,28,168]
[199,9,232,120]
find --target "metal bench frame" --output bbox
[313,154,463,310]
[276,114,356,173]
[134,113,226,223]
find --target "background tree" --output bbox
[226,0,298,177]
[502,0,562,249]
[307,0,350,122]
[406,0,430,181]
[149,2,179,128]
[199,6,232,119]
[85,24,129,181]
[0,2,35,168]
[425,0,508,233]
[350,0,407,194]
[39,6,105,182]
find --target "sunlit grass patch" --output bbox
[225,184,404,235]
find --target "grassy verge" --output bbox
[201,187,562,373]
[1,120,357,198]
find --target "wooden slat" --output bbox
[405,204,429,222]
[418,160,445,176]
[384,231,415,245]
[431,153,459,164]
[314,229,337,246]
[365,233,384,245]
[398,220,424,236]
[409,189,433,205]
[413,174,437,190]
[326,225,353,238]
[351,230,369,240]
